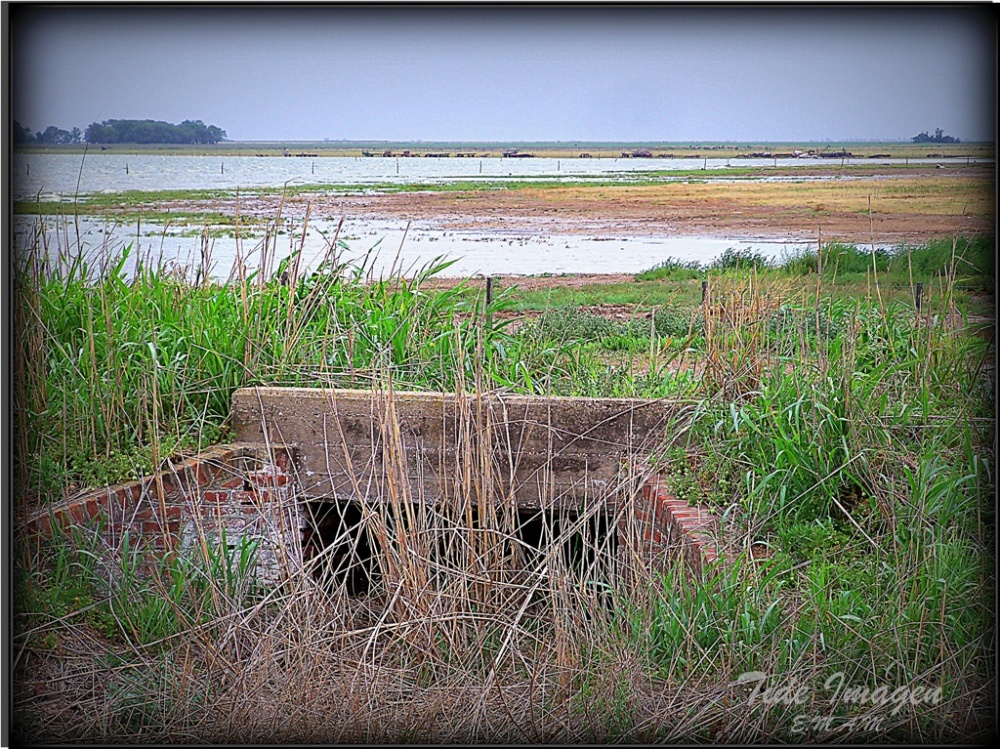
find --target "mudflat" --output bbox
[175,164,994,247]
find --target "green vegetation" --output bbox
[13,120,83,145]
[15,118,227,145]
[85,118,226,145]
[12,223,995,741]
[634,236,994,286]
[913,128,961,144]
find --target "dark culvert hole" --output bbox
[303,500,377,596]
[302,500,618,600]
[513,507,618,587]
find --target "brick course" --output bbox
[21,444,303,584]
[21,444,721,585]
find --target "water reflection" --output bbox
[15,213,884,281]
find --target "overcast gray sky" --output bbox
[10,4,997,143]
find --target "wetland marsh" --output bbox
[12,143,996,743]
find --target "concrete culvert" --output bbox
[303,500,377,596]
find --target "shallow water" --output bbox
[12,153,924,279]
[15,213,891,281]
[11,152,991,201]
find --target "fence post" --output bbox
[485,276,494,328]
[915,282,923,312]
[817,228,822,277]
[701,280,709,306]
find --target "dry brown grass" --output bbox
[13,267,993,743]
[525,174,995,218]
[13,384,693,743]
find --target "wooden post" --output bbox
[817,227,822,277]
[701,280,709,305]
[221,162,225,174]
[485,276,494,328]
[915,282,923,311]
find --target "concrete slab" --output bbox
[231,387,685,509]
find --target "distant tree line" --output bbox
[912,128,960,144]
[13,118,227,145]
[14,121,82,144]
[85,119,227,144]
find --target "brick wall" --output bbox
[21,443,720,585]
[21,444,303,584]
[614,472,721,579]
[631,476,721,577]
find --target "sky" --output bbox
[9,4,997,143]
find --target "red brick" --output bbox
[666,509,698,523]
[111,484,134,504]
[112,487,139,516]
[220,476,245,489]
[246,471,288,488]
[30,515,52,536]
[203,490,230,503]
[143,520,164,534]
[235,489,270,504]
[104,491,125,517]
[130,507,154,521]
[700,548,720,564]
[674,516,711,530]
[184,460,212,486]
[203,462,226,484]
[85,498,102,518]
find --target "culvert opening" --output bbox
[302,499,620,600]
[512,507,618,589]
[302,500,377,596]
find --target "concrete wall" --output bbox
[21,389,722,584]
[231,387,684,510]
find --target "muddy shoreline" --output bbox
[171,165,993,248]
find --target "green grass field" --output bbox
[12,221,995,741]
